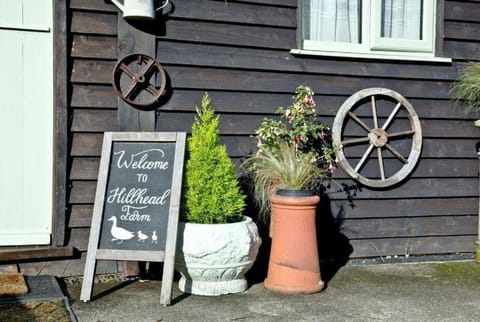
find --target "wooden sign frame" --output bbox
[80,132,186,306]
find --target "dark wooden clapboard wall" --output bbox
[20,0,480,276]
[153,0,479,259]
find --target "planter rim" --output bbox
[179,215,252,227]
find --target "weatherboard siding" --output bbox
[18,0,479,276]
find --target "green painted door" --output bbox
[0,0,53,245]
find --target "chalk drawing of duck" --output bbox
[137,230,148,242]
[152,231,158,244]
[108,216,134,244]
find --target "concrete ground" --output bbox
[67,261,480,322]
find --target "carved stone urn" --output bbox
[175,216,261,296]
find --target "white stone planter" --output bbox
[175,216,262,296]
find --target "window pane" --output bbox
[303,0,362,43]
[381,0,423,40]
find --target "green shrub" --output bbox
[182,93,245,224]
[450,62,480,115]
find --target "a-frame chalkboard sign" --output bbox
[80,132,186,306]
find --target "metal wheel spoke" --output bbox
[385,144,408,164]
[124,80,140,99]
[139,59,156,78]
[348,111,372,133]
[119,63,136,79]
[145,84,159,97]
[341,137,371,146]
[377,147,385,180]
[355,144,374,172]
[381,102,402,130]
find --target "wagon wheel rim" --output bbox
[332,88,422,188]
[112,53,166,108]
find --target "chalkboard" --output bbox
[98,141,175,251]
[80,132,186,306]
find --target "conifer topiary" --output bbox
[182,93,245,224]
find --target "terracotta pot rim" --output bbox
[276,189,314,197]
[270,192,320,206]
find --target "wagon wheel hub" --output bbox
[368,128,388,147]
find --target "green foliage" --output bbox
[182,93,245,224]
[242,142,325,218]
[450,62,480,115]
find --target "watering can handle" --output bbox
[156,0,169,11]
[110,0,124,11]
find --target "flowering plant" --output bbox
[243,85,337,218]
[255,85,336,175]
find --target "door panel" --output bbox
[0,0,53,245]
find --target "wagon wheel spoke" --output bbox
[385,144,409,164]
[371,96,379,128]
[387,130,416,139]
[355,144,375,172]
[381,102,402,130]
[341,137,371,146]
[348,111,372,133]
[377,147,385,180]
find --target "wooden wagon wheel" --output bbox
[332,88,422,188]
[112,53,166,108]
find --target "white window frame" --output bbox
[294,0,451,63]
[370,0,434,53]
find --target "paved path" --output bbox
[68,261,480,321]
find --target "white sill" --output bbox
[290,49,452,64]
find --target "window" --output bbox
[298,0,444,60]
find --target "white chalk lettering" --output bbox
[107,187,171,205]
[120,205,151,222]
[114,149,169,170]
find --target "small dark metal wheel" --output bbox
[332,88,422,188]
[112,53,166,108]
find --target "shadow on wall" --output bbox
[243,188,271,286]
[316,192,353,284]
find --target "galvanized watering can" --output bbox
[110,0,169,20]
